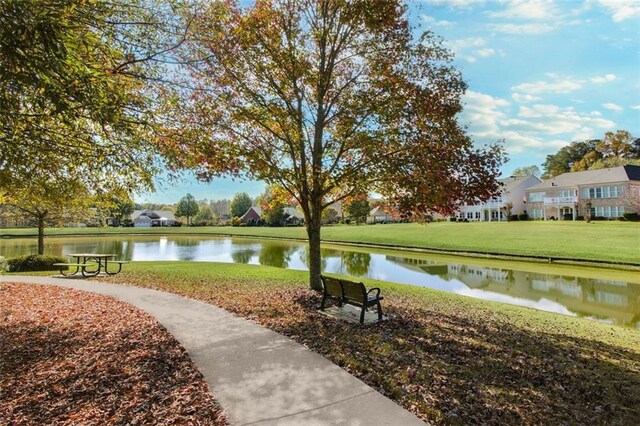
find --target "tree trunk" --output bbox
[37,215,45,255]
[306,216,323,292]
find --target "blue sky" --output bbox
[138,0,639,204]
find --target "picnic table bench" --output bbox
[53,254,128,277]
[319,275,384,324]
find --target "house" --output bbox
[240,206,262,224]
[367,206,393,223]
[131,209,177,227]
[525,165,640,220]
[283,207,304,226]
[454,175,541,222]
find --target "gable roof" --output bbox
[527,165,640,191]
[283,207,303,219]
[240,206,262,220]
[368,206,391,217]
[498,175,541,193]
[131,209,176,221]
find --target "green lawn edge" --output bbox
[2,221,640,266]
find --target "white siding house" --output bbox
[455,175,541,221]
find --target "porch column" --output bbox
[572,206,576,221]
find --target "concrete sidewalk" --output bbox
[1,276,424,426]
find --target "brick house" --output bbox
[525,165,640,220]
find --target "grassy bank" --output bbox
[98,261,639,425]
[2,221,639,264]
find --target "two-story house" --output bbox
[455,175,541,221]
[525,165,640,220]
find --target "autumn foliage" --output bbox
[160,0,506,288]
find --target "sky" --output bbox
[138,0,639,204]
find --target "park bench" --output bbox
[319,275,384,324]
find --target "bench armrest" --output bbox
[367,287,381,299]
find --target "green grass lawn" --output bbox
[86,261,639,424]
[3,221,639,264]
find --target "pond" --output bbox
[2,235,639,329]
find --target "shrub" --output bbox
[0,256,6,271]
[510,214,519,221]
[563,213,573,221]
[623,212,640,222]
[576,215,585,221]
[239,222,247,227]
[231,216,242,227]
[5,254,69,272]
[518,212,529,221]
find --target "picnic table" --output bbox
[54,253,127,277]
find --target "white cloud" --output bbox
[512,79,583,95]
[422,0,485,8]
[447,38,498,63]
[489,22,557,34]
[596,0,639,22]
[512,93,541,103]
[476,48,496,57]
[462,90,617,155]
[631,105,640,110]
[420,14,454,27]
[602,102,623,111]
[590,74,617,83]
[490,0,557,20]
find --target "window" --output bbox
[475,212,480,219]
[467,212,473,219]
[529,192,544,202]
[583,185,624,199]
[592,206,625,218]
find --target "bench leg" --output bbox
[60,265,79,277]
[105,262,123,276]
[377,301,383,321]
[320,294,327,310]
[359,307,366,324]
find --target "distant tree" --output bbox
[194,205,215,225]
[542,140,598,178]
[544,131,639,177]
[176,193,199,225]
[108,198,135,226]
[230,193,253,218]
[501,202,513,221]
[210,199,231,218]
[3,172,97,254]
[512,165,541,178]
[346,199,371,225]
[322,208,339,224]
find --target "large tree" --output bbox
[0,0,187,201]
[176,193,199,225]
[163,0,505,290]
[230,193,253,218]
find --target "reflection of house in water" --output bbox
[386,255,640,328]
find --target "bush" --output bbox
[623,212,640,222]
[576,215,585,221]
[0,256,6,271]
[510,214,519,221]
[5,254,69,272]
[231,217,242,227]
[518,212,529,221]
[563,213,573,221]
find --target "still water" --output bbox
[2,235,639,329]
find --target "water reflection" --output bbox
[387,255,640,327]
[1,235,638,328]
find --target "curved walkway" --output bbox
[1,276,424,426]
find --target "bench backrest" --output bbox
[320,275,343,298]
[340,279,366,304]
